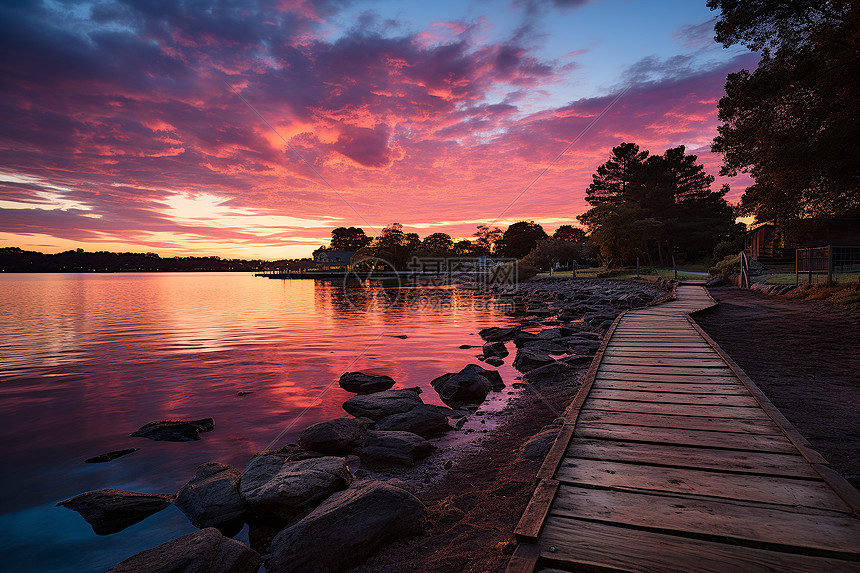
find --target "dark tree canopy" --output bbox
[421,233,454,253]
[578,144,735,266]
[498,221,549,259]
[552,224,587,242]
[709,0,860,221]
[330,226,371,251]
[473,225,503,255]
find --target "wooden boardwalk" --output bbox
[509,285,860,573]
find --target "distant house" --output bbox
[312,250,354,270]
[745,219,860,261]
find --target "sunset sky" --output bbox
[0,0,756,259]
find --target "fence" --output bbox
[795,245,860,285]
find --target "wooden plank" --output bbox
[607,343,715,349]
[592,380,749,394]
[595,371,740,383]
[575,423,797,454]
[565,439,820,478]
[504,542,540,573]
[515,479,560,541]
[598,364,736,376]
[539,517,860,573]
[577,410,784,435]
[603,350,720,358]
[601,357,730,368]
[548,485,860,554]
[553,458,847,512]
[588,388,759,407]
[582,398,769,419]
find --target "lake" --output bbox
[0,272,517,572]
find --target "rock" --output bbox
[175,463,248,533]
[458,344,476,349]
[485,357,505,367]
[513,331,541,347]
[130,418,214,442]
[342,388,424,420]
[521,339,569,354]
[106,527,261,573]
[482,341,509,358]
[267,480,426,573]
[58,489,174,535]
[338,372,396,394]
[375,404,453,437]
[522,356,591,387]
[583,310,617,327]
[520,429,559,460]
[240,456,352,519]
[298,418,367,454]
[478,326,521,342]
[85,448,138,463]
[237,391,253,396]
[513,347,556,372]
[431,364,504,406]
[352,430,436,466]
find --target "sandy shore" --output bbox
[696,286,860,487]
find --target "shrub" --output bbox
[712,237,744,263]
[709,254,740,277]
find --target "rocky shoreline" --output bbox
[58,277,671,573]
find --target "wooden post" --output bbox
[795,248,799,286]
[672,255,677,280]
[828,245,834,283]
[636,257,640,279]
[572,260,577,279]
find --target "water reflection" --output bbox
[0,273,517,572]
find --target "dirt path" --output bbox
[696,287,860,486]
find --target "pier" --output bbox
[508,285,860,572]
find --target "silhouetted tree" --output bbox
[453,239,476,256]
[421,233,454,253]
[473,225,503,255]
[709,0,860,222]
[498,221,549,259]
[578,144,734,266]
[330,227,371,250]
[552,224,587,242]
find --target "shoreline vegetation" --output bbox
[59,277,671,572]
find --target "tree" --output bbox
[524,239,596,271]
[578,144,734,266]
[330,227,371,251]
[498,221,549,259]
[709,0,860,222]
[552,225,587,242]
[421,233,454,253]
[453,239,475,256]
[473,225,503,255]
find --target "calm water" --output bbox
[0,273,516,572]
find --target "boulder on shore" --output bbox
[267,480,426,573]
[84,448,138,464]
[482,341,509,358]
[375,404,453,437]
[351,430,436,466]
[513,347,556,372]
[484,356,505,367]
[522,356,592,387]
[57,489,175,535]
[478,326,521,342]
[130,418,214,442]
[430,364,504,407]
[338,372,396,394]
[298,418,367,454]
[239,456,352,520]
[342,387,424,421]
[175,462,248,533]
[106,527,261,573]
[520,429,559,460]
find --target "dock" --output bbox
[508,285,860,572]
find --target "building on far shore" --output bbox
[311,249,355,271]
[744,219,860,262]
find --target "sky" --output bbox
[0,0,757,259]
